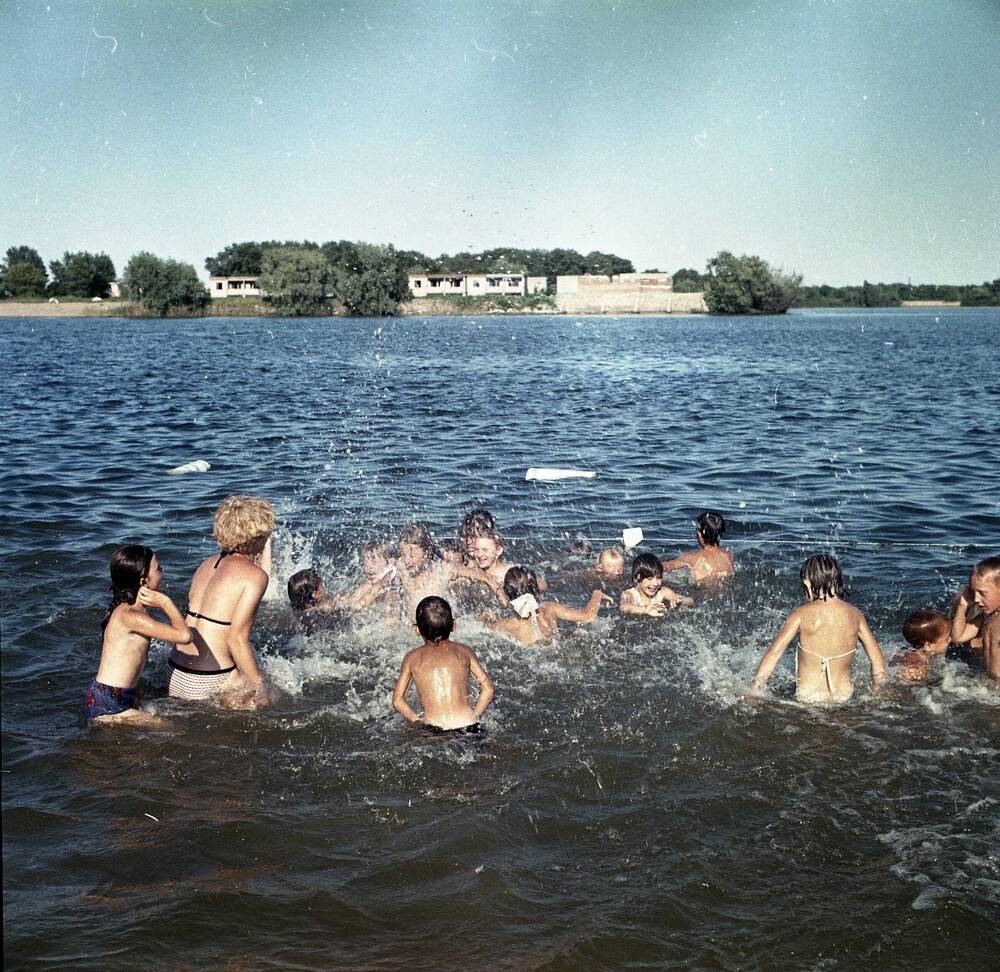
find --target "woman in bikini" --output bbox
[168,494,275,707]
[751,554,887,704]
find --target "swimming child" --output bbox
[596,547,625,579]
[484,566,611,645]
[458,508,497,557]
[662,511,735,581]
[397,523,455,617]
[967,557,1000,679]
[85,545,192,724]
[620,553,694,617]
[392,595,494,731]
[892,610,951,681]
[288,568,326,612]
[751,554,887,704]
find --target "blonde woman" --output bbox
[169,495,274,707]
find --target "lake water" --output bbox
[2,308,998,970]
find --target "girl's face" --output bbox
[363,551,389,579]
[971,573,1000,614]
[472,536,502,570]
[637,575,661,598]
[144,555,163,591]
[399,542,424,570]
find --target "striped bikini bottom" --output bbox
[167,659,236,700]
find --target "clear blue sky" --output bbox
[3,0,998,285]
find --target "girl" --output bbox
[662,511,735,581]
[85,545,192,724]
[620,553,694,617]
[484,566,611,645]
[752,554,887,704]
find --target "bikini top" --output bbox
[186,550,236,626]
[797,644,857,693]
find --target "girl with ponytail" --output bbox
[85,545,192,724]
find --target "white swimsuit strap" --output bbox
[798,645,857,693]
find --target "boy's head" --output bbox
[901,610,951,654]
[362,540,397,579]
[415,595,454,643]
[631,552,663,595]
[439,539,465,565]
[503,565,540,602]
[569,539,591,555]
[800,554,844,601]
[288,568,324,611]
[214,494,275,556]
[459,509,496,550]
[399,523,438,569]
[970,556,1000,614]
[471,531,505,570]
[695,511,726,547]
[596,547,625,577]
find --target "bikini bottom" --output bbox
[167,659,236,700]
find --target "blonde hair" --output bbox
[972,556,1000,584]
[213,494,275,555]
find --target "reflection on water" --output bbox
[2,310,999,969]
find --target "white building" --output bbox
[408,272,547,297]
[208,275,262,298]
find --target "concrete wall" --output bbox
[555,290,707,314]
[208,276,262,298]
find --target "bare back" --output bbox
[96,605,153,689]
[667,546,734,582]
[796,599,867,703]
[394,638,491,730]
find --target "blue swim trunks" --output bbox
[85,679,137,720]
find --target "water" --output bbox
[2,308,998,969]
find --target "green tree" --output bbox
[672,267,706,292]
[48,251,116,297]
[205,241,264,276]
[703,251,801,314]
[336,243,408,316]
[260,246,330,315]
[1,245,48,296]
[122,252,208,315]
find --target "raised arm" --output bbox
[662,552,694,573]
[391,654,421,723]
[752,609,802,690]
[468,652,495,719]
[548,590,613,624]
[451,563,509,605]
[133,589,193,644]
[857,614,887,688]
[661,585,695,608]
[950,586,980,644]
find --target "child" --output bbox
[288,568,326,612]
[458,508,497,557]
[596,547,625,579]
[968,556,1000,679]
[467,530,517,591]
[397,523,454,617]
[85,545,192,724]
[392,596,494,732]
[892,610,951,681]
[484,566,611,645]
[751,554,887,704]
[662,511,735,581]
[620,553,694,617]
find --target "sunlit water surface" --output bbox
[2,310,999,970]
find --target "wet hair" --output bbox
[415,595,453,642]
[569,540,591,555]
[631,552,663,586]
[503,565,541,602]
[213,494,275,556]
[439,538,464,559]
[597,547,625,570]
[399,523,440,560]
[288,568,323,611]
[459,509,496,544]
[971,556,1000,583]
[472,530,504,552]
[901,610,950,649]
[362,539,397,561]
[696,511,726,546]
[799,554,845,600]
[102,544,155,630]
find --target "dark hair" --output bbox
[503,565,541,601]
[288,568,323,611]
[459,509,496,544]
[569,540,591,555]
[415,595,453,642]
[631,552,663,586]
[696,511,726,546]
[362,539,397,560]
[972,556,1000,582]
[901,610,950,649]
[400,523,440,560]
[800,554,845,600]
[102,544,155,630]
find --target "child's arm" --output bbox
[662,551,695,572]
[660,585,694,608]
[751,609,802,690]
[467,651,495,718]
[858,615,887,689]
[950,586,980,644]
[391,653,421,723]
[452,563,510,606]
[547,590,613,624]
[132,589,193,644]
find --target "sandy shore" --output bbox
[0,301,133,317]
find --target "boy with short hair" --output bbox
[392,596,494,732]
[969,557,1000,680]
[892,610,951,681]
[596,547,625,578]
[662,510,735,581]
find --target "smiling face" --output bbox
[472,535,502,570]
[970,572,1000,614]
[399,542,424,570]
[637,575,661,599]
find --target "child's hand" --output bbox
[137,586,170,609]
[591,591,614,609]
[646,602,667,618]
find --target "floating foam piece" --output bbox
[525,467,597,481]
[166,459,211,476]
[622,527,644,549]
[510,593,539,618]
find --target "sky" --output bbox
[3,0,998,286]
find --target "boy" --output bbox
[392,596,494,732]
[662,511,735,581]
[969,557,1000,680]
[620,552,694,617]
[596,547,625,579]
[892,610,951,681]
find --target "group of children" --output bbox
[87,495,1000,733]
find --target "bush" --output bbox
[259,247,330,316]
[122,252,208,315]
[704,251,801,314]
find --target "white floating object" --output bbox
[622,527,644,549]
[166,459,211,476]
[525,467,597,481]
[510,593,539,618]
